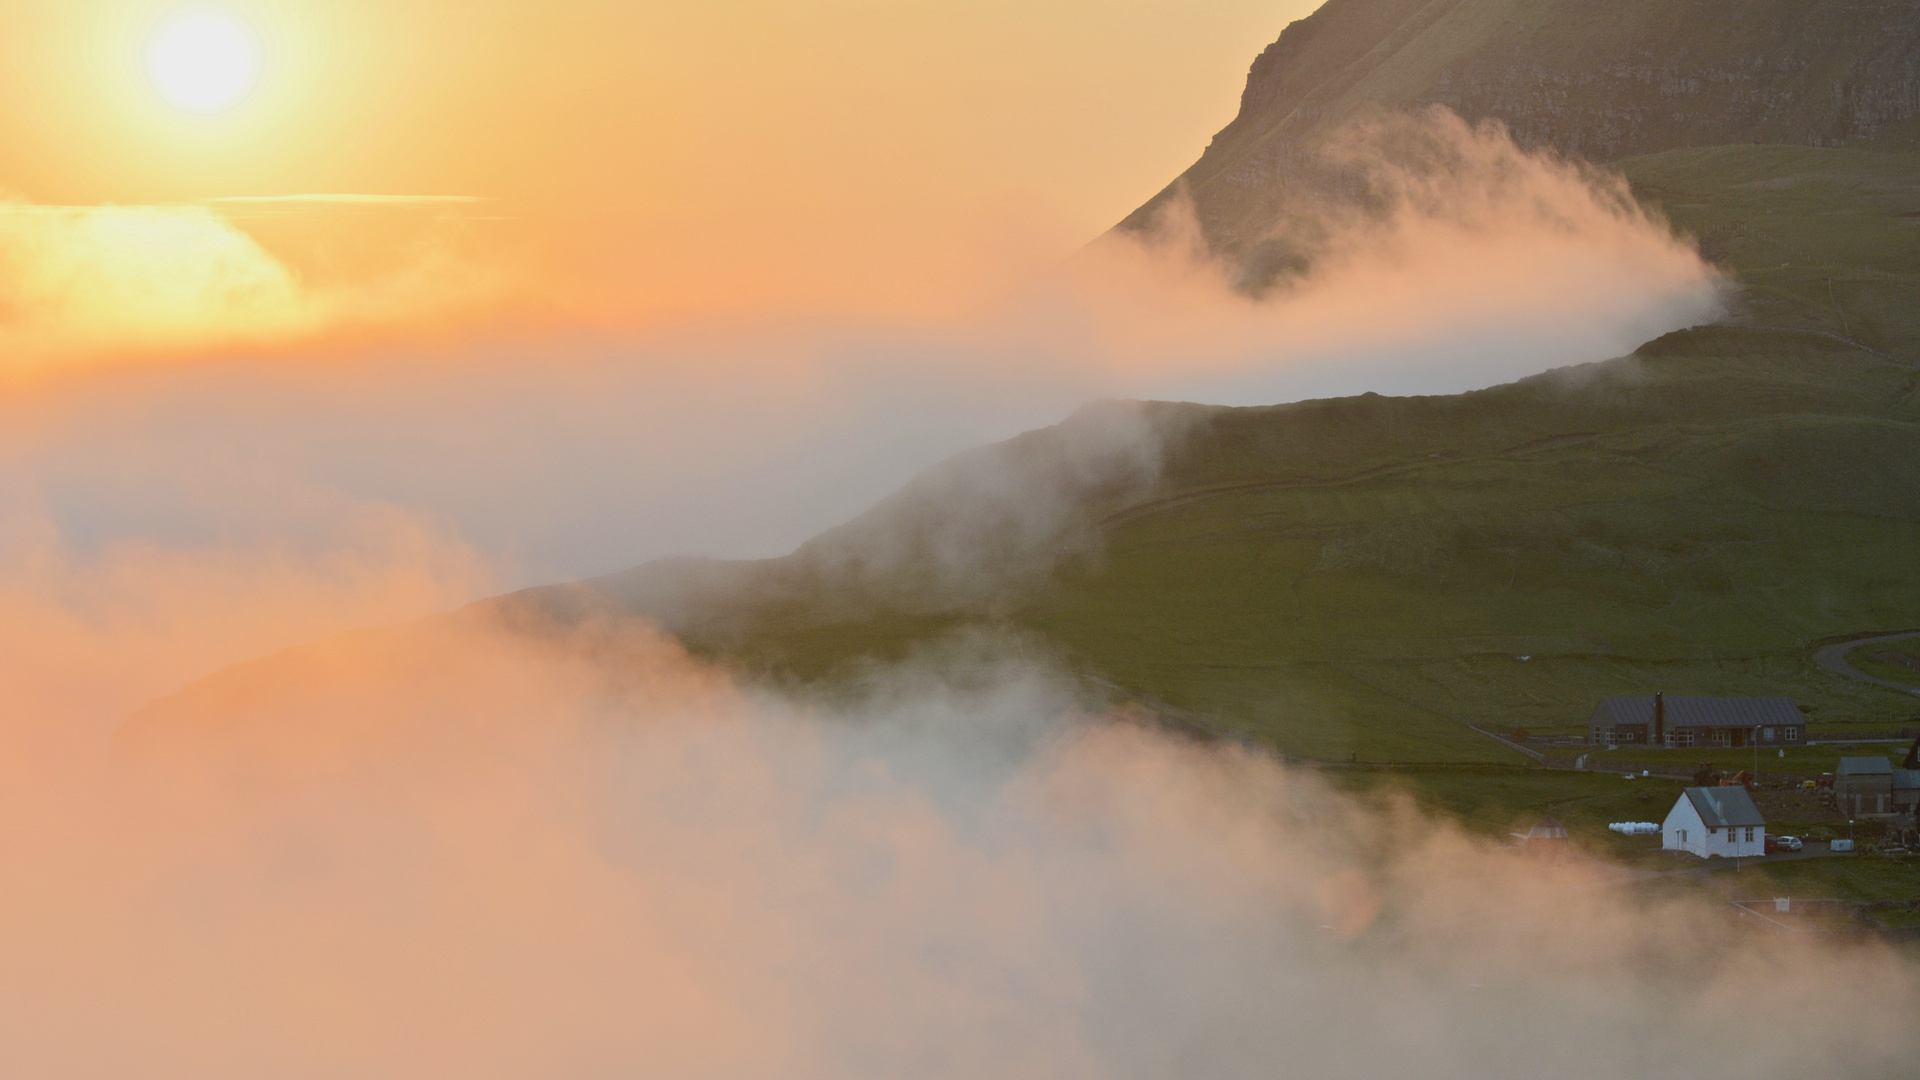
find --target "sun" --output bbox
[144,9,262,115]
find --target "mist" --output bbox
[0,605,1908,1079]
[2,111,1722,585]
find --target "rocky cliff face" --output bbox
[1129,0,1920,254]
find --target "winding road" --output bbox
[1815,631,1920,698]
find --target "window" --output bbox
[1787,727,1801,743]
[1745,827,1755,843]
[1763,727,1775,742]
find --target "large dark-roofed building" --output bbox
[1590,694,1803,749]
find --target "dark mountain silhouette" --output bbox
[1122,0,1920,257]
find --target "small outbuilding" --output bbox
[1512,815,1571,860]
[1835,756,1896,817]
[1894,770,1920,814]
[1513,815,1569,844]
[1663,786,1766,859]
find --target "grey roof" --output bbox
[1837,756,1894,776]
[1592,696,1803,729]
[1893,770,1920,791]
[1680,786,1767,828]
[1524,816,1568,839]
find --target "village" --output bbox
[1488,693,1920,938]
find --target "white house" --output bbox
[1662,786,1766,858]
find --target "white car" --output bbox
[1768,835,1803,853]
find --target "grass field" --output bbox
[1619,145,1920,362]
[651,340,1920,757]
[1326,765,1689,840]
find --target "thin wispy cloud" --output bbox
[201,194,487,206]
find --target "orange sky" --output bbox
[0,0,1308,359]
[0,3,1729,587]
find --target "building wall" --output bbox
[1663,798,1707,857]
[1719,822,1766,857]
[1596,724,1802,748]
[1836,781,1894,817]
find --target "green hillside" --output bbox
[1025,335,1920,761]
[1620,145,1920,362]
[618,327,1918,763]
[492,144,1920,768]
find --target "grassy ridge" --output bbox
[647,146,1920,770]
[1021,340,1920,760]
[677,328,1920,765]
[1621,145,1920,361]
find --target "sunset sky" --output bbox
[0,0,1727,588]
[0,0,1309,361]
[12,8,1905,1076]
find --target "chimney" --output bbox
[1654,692,1666,748]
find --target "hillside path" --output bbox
[1815,631,1920,699]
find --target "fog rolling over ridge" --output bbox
[494,107,1722,630]
[3,107,1719,607]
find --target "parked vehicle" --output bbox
[1765,835,1803,853]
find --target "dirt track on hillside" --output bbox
[1815,631,1920,698]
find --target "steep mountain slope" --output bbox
[1619,145,1920,359]
[1124,0,1920,256]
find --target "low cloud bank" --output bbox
[0,596,1906,1079]
[0,430,1911,1077]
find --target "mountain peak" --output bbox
[1126,0,1920,252]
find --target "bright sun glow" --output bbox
[145,10,262,114]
